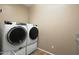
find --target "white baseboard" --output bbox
[37,48,54,55]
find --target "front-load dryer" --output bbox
[27,24,39,46]
[0,21,27,54]
[26,24,39,55]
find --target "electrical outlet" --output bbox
[52,45,54,49]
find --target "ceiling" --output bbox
[23,4,34,7]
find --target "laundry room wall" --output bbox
[29,4,79,55]
[0,4,28,23]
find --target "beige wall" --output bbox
[0,4,28,23]
[0,4,79,55]
[29,4,79,55]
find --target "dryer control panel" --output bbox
[4,21,12,24]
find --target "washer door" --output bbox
[7,26,27,46]
[29,27,38,40]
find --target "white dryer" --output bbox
[26,24,39,55]
[0,21,27,55]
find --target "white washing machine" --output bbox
[0,21,27,55]
[26,24,39,55]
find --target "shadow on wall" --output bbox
[0,4,28,23]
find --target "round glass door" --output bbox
[29,27,38,40]
[7,26,27,46]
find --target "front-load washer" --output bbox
[26,24,39,55]
[0,21,27,54]
[27,24,39,46]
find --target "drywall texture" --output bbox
[29,4,79,55]
[0,4,28,23]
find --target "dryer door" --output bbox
[29,27,38,40]
[7,26,27,46]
